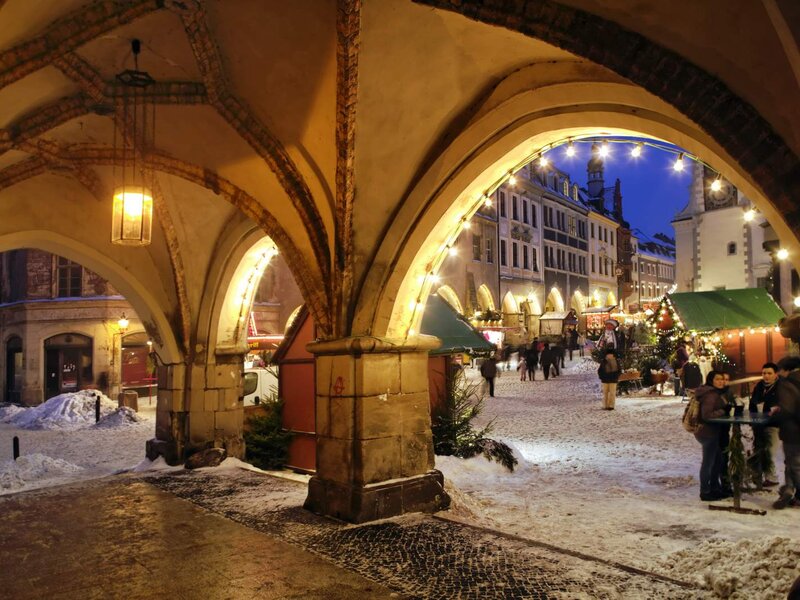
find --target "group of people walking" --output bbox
[693,357,800,509]
[479,334,581,397]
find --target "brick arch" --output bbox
[414,0,800,231]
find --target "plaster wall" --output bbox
[697,207,749,291]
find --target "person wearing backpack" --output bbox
[694,371,731,501]
[770,356,800,509]
[597,348,621,410]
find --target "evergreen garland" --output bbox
[727,425,746,499]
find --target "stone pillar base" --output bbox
[145,437,181,466]
[304,469,450,523]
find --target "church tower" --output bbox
[587,143,605,199]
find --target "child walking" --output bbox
[518,355,527,381]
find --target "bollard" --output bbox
[13,436,19,460]
[95,395,101,423]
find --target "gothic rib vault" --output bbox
[0,0,798,521]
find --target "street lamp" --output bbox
[117,313,130,335]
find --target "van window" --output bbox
[243,372,259,395]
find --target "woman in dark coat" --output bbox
[694,370,731,501]
[597,348,621,410]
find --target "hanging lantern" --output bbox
[112,39,155,246]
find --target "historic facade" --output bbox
[0,249,141,405]
[673,163,772,294]
[631,234,677,308]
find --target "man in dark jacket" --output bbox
[771,356,800,509]
[598,348,621,410]
[539,343,555,381]
[749,362,780,487]
[525,342,539,381]
[480,354,499,398]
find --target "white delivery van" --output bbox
[243,367,279,406]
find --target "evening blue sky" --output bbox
[542,141,694,240]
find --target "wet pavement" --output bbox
[0,478,399,599]
[0,470,703,599]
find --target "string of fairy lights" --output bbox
[645,294,781,367]
[235,247,278,339]
[404,136,769,337]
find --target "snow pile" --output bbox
[0,404,25,422]
[5,391,117,430]
[659,537,800,599]
[93,406,143,429]
[0,453,83,491]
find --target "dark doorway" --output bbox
[44,334,93,400]
[5,336,22,404]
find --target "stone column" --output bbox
[146,353,245,465]
[304,335,450,523]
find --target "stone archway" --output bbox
[545,287,565,313]
[477,284,496,312]
[0,231,180,364]
[436,284,464,314]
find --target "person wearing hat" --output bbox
[599,318,625,355]
[770,355,800,508]
[597,347,621,410]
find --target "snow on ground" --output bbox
[0,393,155,494]
[436,357,800,599]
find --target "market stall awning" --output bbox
[421,294,497,356]
[668,288,785,331]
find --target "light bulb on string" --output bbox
[630,143,643,158]
[483,195,493,207]
[710,177,723,192]
[598,141,610,158]
[565,141,576,157]
[462,220,471,230]
[777,248,789,260]
[539,155,549,168]
[673,153,685,172]
[743,208,756,222]
[508,172,517,185]
[448,246,457,257]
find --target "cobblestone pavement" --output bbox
[146,469,704,599]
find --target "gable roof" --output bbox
[668,288,785,331]
[421,294,496,356]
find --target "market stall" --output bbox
[651,288,789,377]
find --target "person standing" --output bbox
[748,362,780,487]
[597,348,621,410]
[770,356,800,509]
[568,328,579,361]
[540,343,555,381]
[525,342,539,382]
[598,319,625,355]
[517,354,527,381]
[673,340,690,396]
[480,354,499,398]
[694,371,731,501]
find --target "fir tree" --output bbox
[431,366,517,472]
[244,399,293,470]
